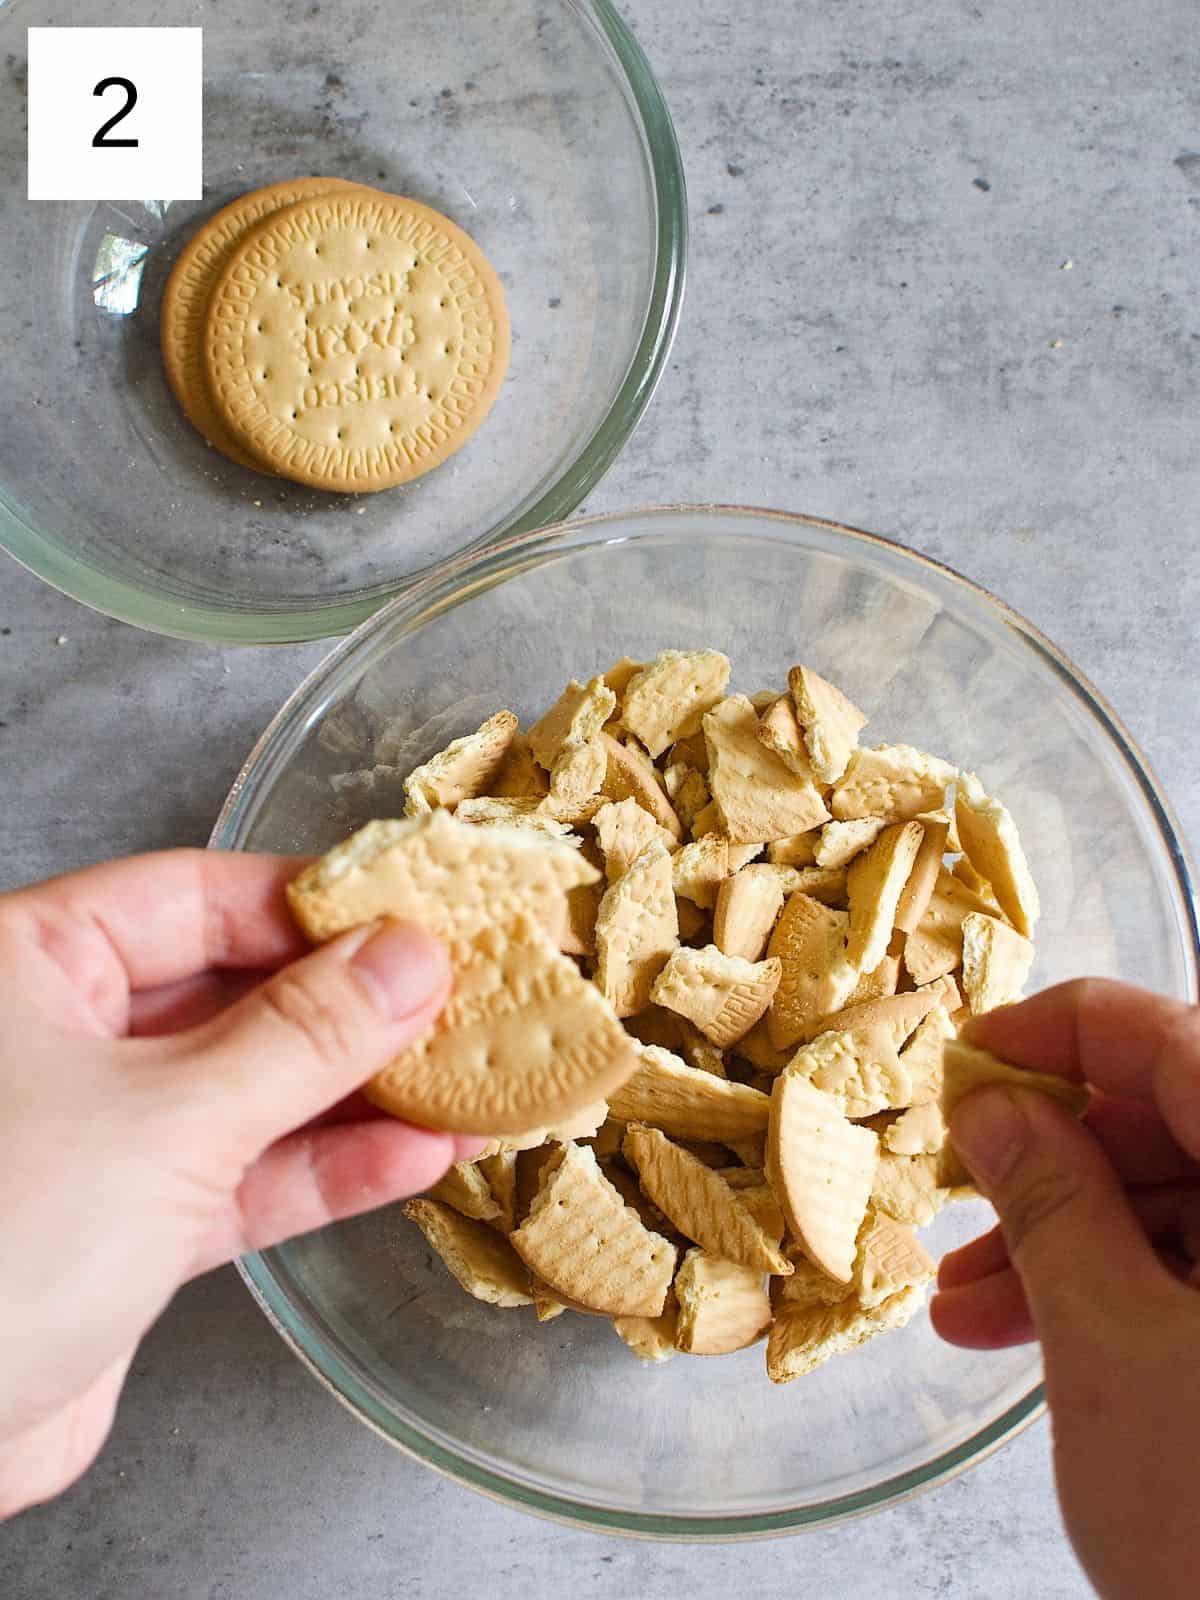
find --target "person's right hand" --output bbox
[931,980,1200,1600]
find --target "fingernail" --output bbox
[351,921,450,1021]
[453,1135,490,1162]
[950,1087,1030,1190]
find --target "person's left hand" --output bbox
[0,850,473,1518]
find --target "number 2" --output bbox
[92,77,139,148]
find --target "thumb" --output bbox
[167,920,451,1155]
[949,1087,1173,1361]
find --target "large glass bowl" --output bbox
[210,506,1198,1536]
[0,0,684,643]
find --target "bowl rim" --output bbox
[0,0,688,646]
[213,502,1200,1538]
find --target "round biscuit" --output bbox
[160,176,367,471]
[203,191,510,493]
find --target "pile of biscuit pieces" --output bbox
[288,650,1087,1383]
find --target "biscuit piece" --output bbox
[161,175,364,470]
[674,1249,773,1355]
[489,733,549,801]
[404,1199,533,1307]
[662,764,711,833]
[288,811,598,946]
[205,191,509,491]
[898,1005,956,1104]
[732,1015,794,1076]
[545,737,607,820]
[624,1125,792,1274]
[774,1253,854,1311]
[766,893,857,1050]
[602,656,645,703]
[602,1159,683,1242]
[668,729,711,773]
[599,732,683,839]
[594,843,680,1018]
[767,1073,879,1282]
[768,831,820,867]
[871,1151,951,1227]
[756,695,821,779]
[454,796,575,840]
[367,916,638,1134]
[674,1019,728,1078]
[479,1151,518,1233]
[798,971,961,1049]
[954,772,1041,937]
[562,875,603,958]
[713,865,787,962]
[845,820,924,975]
[737,1183,787,1243]
[843,944,902,1008]
[427,1161,502,1223]
[652,944,782,1048]
[527,677,617,769]
[403,711,519,815]
[960,912,1036,1014]
[509,1143,677,1318]
[705,696,832,845]
[766,1282,924,1384]
[831,745,955,823]
[475,1101,608,1164]
[787,1029,913,1120]
[893,811,951,934]
[620,649,731,759]
[533,1285,570,1322]
[613,1296,679,1363]
[814,818,887,870]
[941,1038,1089,1122]
[883,1101,946,1157]
[903,867,998,985]
[608,1045,772,1142]
[952,854,1005,914]
[671,835,732,910]
[853,1209,935,1309]
[787,665,868,784]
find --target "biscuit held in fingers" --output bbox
[365,916,639,1135]
[287,812,598,947]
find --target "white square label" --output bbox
[27,27,203,201]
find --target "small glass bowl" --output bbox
[211,506,1198,1536]
[0,0,685,642]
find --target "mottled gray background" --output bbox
[3,0,1198,1594]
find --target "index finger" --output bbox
[0,851,312,1034]
[968,977,1199,1103]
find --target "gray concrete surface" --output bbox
[3,0,1199,1594]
